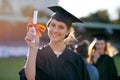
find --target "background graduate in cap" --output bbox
[88,33,118,80]
[19,6,90,80]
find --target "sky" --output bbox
[58,0,120,20]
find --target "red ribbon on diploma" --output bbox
[26,17,46,37]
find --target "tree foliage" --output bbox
[81,10,110,23]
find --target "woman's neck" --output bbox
[49,40,66,52]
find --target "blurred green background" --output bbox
[0,58,25,80]
[0,57,120,80]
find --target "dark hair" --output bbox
[76,40,89,59]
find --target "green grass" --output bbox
[0,56,120,80]
[114,54,120,76]
[0,57,25,80]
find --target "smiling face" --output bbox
[48,19,70,42]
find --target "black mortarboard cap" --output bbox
[92,33,109,41]
[48,6,83,26]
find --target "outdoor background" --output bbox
[0,0,120,80]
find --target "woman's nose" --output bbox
[53,27,59,32]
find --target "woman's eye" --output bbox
[50,23,55,27]
[59,25,65,29]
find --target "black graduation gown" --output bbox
[93,54,117,80]
[19,45,90,80]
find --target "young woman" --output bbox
[88,33,117,80]
[75,40,99,80]
[19,6,89,80]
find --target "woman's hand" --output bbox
[25,27,39,49]
[24,27,39,80]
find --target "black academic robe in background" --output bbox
[93,54,117,80]
[19,45,90,80]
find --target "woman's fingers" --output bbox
[25,27,39,48]
[25,27,35,41]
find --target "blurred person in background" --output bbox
[75,40,99,80]
[19,6,90,80]
[88,33,118,80]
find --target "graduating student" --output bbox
[88,33,118,80]
[75,40,99,80]
[19,6,90,80]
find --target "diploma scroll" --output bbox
[31,10,38,43]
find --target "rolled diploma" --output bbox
[31,10,38,43]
